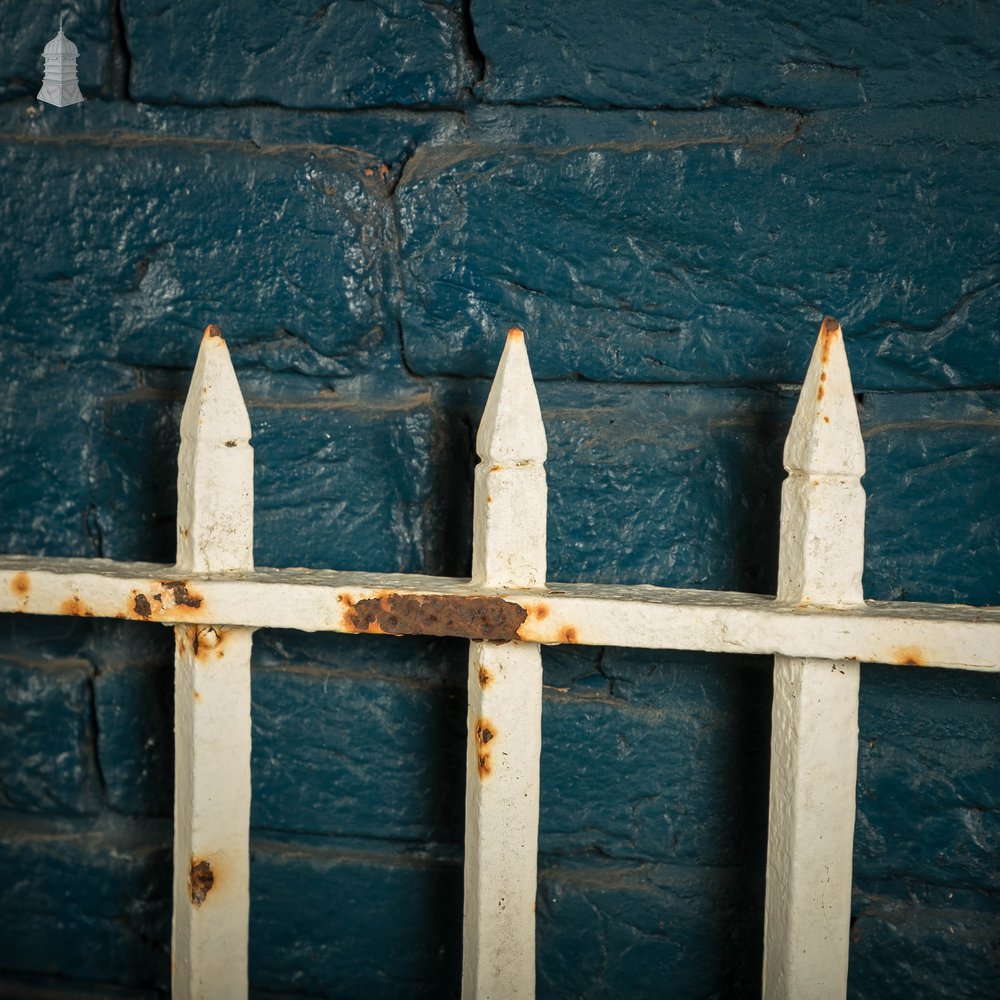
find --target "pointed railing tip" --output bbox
[476,326,546,464]
[182,323,251,441]
[783,317,865,477]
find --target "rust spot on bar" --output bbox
[10,572,29,597]
[189,858,215,906]
[161,581,203,609]
[817,384,825,401]
[532,604,549,620]
[344,593,526,642]
[475,717,497,778]
[478,666,493,688]
[820,316,840,364]
[59,596,93,617]
[489,464,502,473]
[203,324,224,341]
[194,626,224,659]
[133,593,152,618]
[823,415,830,423]
[560,626,578,643]
[895,646,925,667]
[224,440,237,448]
[507,327,524,340]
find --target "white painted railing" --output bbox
[1,320,997,1000]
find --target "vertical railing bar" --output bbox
[172,325,255,1000]
[463,328,548,1000]
[763,317,867,999]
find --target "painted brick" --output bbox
[0,125,396,377]
[92,386,463,572]
[250,837,463,998]
[124,0,475,110]
[0,364,133,560]
[849,883,1000,1000]
[397,106,1000,389]
[536,861,762,998]
[474,0,1000,110]
[855,665,1000,893]
[536,383,999,605]
[93,659,173,817]
[0,975,160,999]
[0,656,100,815]
[0,3,111,101]
[0,816,170,991]
[250,659,466,842]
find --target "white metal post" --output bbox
[463,328,547,1000]
[172,325,255,1000]
[763,318,866,999]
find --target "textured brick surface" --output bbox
[0,656,99,815]
[474,0,1000,110]
[0,1,997,995]
[124,0,476,110]
[397,106,1000,389]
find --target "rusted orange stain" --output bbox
[475,717,497,778]
[203,323,224,341]
[560,626,578,643]
[59,596,94,617]
[820,316,840,364]
[532,604,549,620]
[189,857,215,906]
[817,384,825,402]
[127,581,205,621]
[478,666,493,688]
[895,646,925,667]
[10,572,29,597]
[343,593,526,643]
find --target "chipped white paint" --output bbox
[763,319,866,1000]
[1,319,998,997]
[172,326,254,1000]
[1,558,998,670]
[464,329,546,1000]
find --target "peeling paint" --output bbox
[475,717,497,778]
[189,857,215,906]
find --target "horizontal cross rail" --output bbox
[2,555,997,672]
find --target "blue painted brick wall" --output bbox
[0,1,997,997]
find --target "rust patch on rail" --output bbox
[193,626,224,659]
[475,717,497,778]
[478,666,494,688]
[189,858,215,906]
[530,604,549,620]
[203,323,224,341]
[59,596,94,617]
[128,581,205,621]
[820,316,840,363]
[817,384,825,401]
[343,593,527,642]
[895,646,925,667]
[162,581,203,609]
[559,626,578,644]
[10,572,29,597]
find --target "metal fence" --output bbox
[1,320,997,1000]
